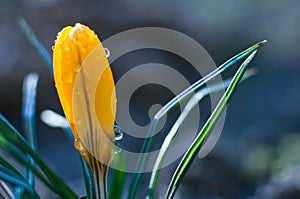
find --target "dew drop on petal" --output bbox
[73,62,81,72]
[76,118,81,125]
[80,48,87,54]
[75,88,80,95]
[60,41,69,51]
[74,138,81,150]
[114,125,123,141]
[74,138,87,155]
[62,73,73,84]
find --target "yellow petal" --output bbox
[53,23,116,164]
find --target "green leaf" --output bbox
[22,72,39,190]
[79,156,95,199]
[109,151,126,199]
[18,17,53,74]
[128,40,266,199]
[146,68,257,198]
[0,132,56,190]
[165,50,258,199]
[0,167,39,198]
[0,114,77,198]
[40,110,96,199]
[0,180,14,199]
[0,156,23,179]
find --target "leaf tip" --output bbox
[258,39,268,46]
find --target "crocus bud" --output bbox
[53,23,116,188]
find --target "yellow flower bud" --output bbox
[53,23,116,171]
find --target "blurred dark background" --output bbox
[1,0,300,198]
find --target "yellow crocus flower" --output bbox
[53,23,116,198]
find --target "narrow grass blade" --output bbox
[128,40,266,199]
[18,17,53,74]
[0,180,13,199]
[0,167,39,199]
[146,68,257,198]
[22,72,39,189]
[79,156,95,199]
[40,109,96,199]
[109,151,126,199]
[0,115,77,198]
[165,50,258,199]
[0,157,24,199]
[64,127,95,199]
[14,188,25,199]
[0,156,23,178]
[0,132,63,195]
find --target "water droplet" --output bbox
[76,118,81,125]
[74,138,81,150]
[75,88,80,95]
[80,48,87,54]
[114,125,123,141]
[73,62,81,72]
[114,141,122,154]
[62,73,73,84]
[74,138,87,155]
[60,41,69,51]
[51,45,54,50]
[104,47,110,58]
